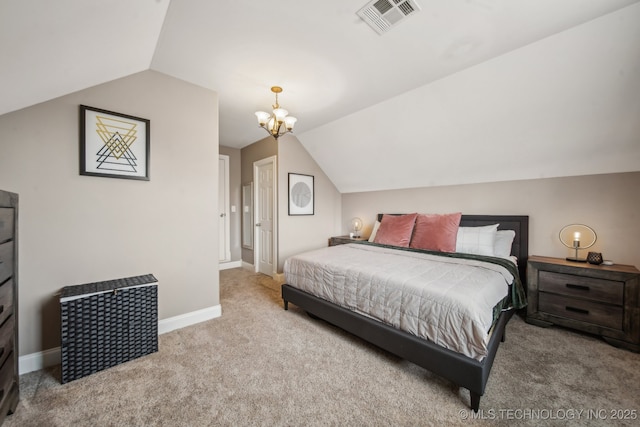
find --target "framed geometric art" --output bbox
[288,173,314,215]
[79,105,150,180]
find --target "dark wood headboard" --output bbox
[376,214,529,283]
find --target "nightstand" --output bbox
[526,255,640,352]
[328,236,368,246]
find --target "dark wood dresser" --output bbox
[0,190,19,423]
[526,255,640,352]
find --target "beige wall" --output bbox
[342,172,640,269]
[277,134,341,272]
[0,70,219,356]
[240,137,276,184]
[238,134,341,272]
[219,145,242,262]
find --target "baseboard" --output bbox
[19,347,61,375]
[157,304,221,335]
[219,260,242,270]
[18,304,222,375]
[241,261,255,271]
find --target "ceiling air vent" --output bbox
[357,0,421,35]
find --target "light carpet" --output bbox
[5,268,640,426]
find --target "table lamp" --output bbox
[559,224,596,262]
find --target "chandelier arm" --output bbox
[257,124,293,138]
[256,131,294,140]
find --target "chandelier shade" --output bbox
[255,86,297,140]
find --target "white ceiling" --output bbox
[2,0,639,192]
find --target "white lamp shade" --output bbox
[284,116,297,130]
[255,111,270,126]
[273,108,288,122]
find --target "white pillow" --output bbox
[456,224,499,256]
[368,221,381,242]
[494,229,516,258]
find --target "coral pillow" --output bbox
[409,212,462,252]
[373,213,418,247]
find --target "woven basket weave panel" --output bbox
[60,280,158,383]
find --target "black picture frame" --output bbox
[79,105,150,181]
[288,173,314,215]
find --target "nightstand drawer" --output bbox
[538,270,623,305]
[0,209,13,243]
[539,293,623,330]
[0,242,13,285]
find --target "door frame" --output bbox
[219,154,231,263]
[253,155,278,276]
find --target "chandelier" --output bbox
[254,86,297,140]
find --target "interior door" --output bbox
[254,156,277,276]
[219,155,230,262]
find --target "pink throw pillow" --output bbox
[373,214,418,247]
[409,212,462,252]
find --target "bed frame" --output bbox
[281,215,529,411]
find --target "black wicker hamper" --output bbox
[59,274,158,383]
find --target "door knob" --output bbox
[256,223,262,227]
[220,213,226,217]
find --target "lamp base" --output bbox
[566,257,587,263]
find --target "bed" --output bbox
[281,214,528,411]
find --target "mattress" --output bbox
[284,243,519,360]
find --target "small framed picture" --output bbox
[79,105,150,180]
[288,173,314,215]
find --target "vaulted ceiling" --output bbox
[2,0,639,192]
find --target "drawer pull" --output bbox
[566,306,589,315]
[566,283,590,291]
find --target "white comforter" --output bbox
[284,243,515,361]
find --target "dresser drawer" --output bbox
[0,350,15,408]
[0,242,13,285]
[0,279,13,326]
[0,315,14,369]
[539,292,623,330]
[0,209,13,244]
[538,270,623,305]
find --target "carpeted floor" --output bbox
[5,268,640,426]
